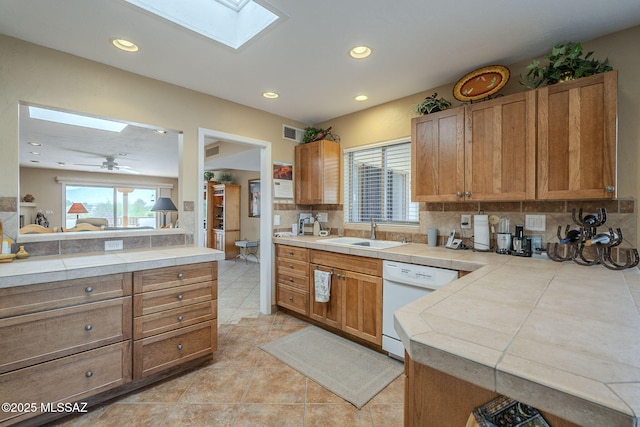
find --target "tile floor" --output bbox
[51,260,404,426]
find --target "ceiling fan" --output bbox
[75,156,140,174]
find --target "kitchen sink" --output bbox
[317,237,406,249]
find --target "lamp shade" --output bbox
[67,202,88,215]
[150,197,177,212]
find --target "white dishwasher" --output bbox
[382,260,458,360]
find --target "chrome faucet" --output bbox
[370,218,377,240]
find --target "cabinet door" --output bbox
[342,270,382,345]
[411,108,465,201]
[464,91,536,200]
[309,266,342,330]
[295,140,340,204]
[215,230,224,252]
[537,71,617,199]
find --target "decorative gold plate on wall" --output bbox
[453,65,510,102]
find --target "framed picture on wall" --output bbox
[249,179,260,217]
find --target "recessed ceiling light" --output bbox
[155,129,167,134]
[111,38,139,52]
[28,142,41,146]
[30,151,40,155]
[355,95,368,101]
[349,46,372,59]
[30,160,39,163]
[262,92,279,99]
[58,162,66,166]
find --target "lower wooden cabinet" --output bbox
[277,245,383,347]
[0,260,218,426]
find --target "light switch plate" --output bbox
[525,215,546,232]
[461,214,471,229]
[274,214,280,226]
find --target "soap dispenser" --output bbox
[313,217,321,236]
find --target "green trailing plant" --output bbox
[218,172,233,183]
[204,171,215,181]
[413,93,452,115]
[520,41,613,89]
[302,126,339,143]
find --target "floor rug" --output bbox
[260,326,403,409]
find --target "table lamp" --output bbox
[151,197,177,227]
[67,202,88,220]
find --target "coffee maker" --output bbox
[495,217,511,255]
[511,224,532,257]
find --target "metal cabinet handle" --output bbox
[605,186,615,193]
[177,294,184,301]
[289,277,294,282]
[288,250,294,255]
[85,324,93,331]
[177,344,183,351]
[178,315,184,322]
[456,191,463,198]
[465,191,471,197]
[85,371,93,378]
[85,286,93,293]
[289,264,294,269]
[177,273,184,279]
[288,296,293,301]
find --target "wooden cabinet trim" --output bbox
[133,281,214,317]
[310,250,382,276]
[133,262,215,294]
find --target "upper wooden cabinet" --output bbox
[537,71,617,200]
[411,108,465,202]
[295,139,341,204]
[412,70,617,202]
[465,91,536,201]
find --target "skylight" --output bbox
[125,0,280,49]
[28,106,128,132]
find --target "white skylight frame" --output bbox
[28,106,128,133]
[125,0,280,49]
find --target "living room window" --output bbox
[64,184,158,229]
[344,139,418,224]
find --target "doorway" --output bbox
[197,128,273,316]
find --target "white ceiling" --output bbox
[4,1,640,177]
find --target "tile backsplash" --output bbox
[275,199,637,249]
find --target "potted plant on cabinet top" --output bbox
[218,172,233,183]
[302,127,340,144]
[413,93,452,115]
[520,41,613,89]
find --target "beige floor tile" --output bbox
[233,403,305,427]
[179,366,253,403]
[163,403,239,426]
[304,403,374,427]
[90,403,173,427]
[306,379,348,404]
[369,404,404,427]
[120,371,195,403]
[368,375,406,405]
[243,363,306,404]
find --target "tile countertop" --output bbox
[274,235,640,427]
[0,246,225,289]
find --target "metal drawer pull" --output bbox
[288,296,293,301]
[178,315,184,322]
[177,273,184,279]
[177,294,184,301]
[85,324,93,331]
[289,277,294,282]
[606,186,615,193]
[289,264,294,269]
[85,371,93,378]
[288,251,294,255]
[177,344,183,351]
[85,286,93,293]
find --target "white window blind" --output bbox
[344,140,418,224]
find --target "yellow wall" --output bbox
[317,25,640,204]
[0,34,306,239]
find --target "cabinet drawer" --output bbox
[133,321,215,379]
[276,245,309,262]
[277,271,309,291]
[133,262,217,293]
[276,284,309,316]
[134,301,216,340]
[276,258,309,278]
[0,297,132,374]
[0,341,131,425]
[0,273,132,319]
[134,282,214,317]
[310,250,381,276]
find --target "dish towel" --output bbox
[314,269,331,303]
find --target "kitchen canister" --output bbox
[428,227,438,246]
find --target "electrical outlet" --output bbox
[316,212,328,222]
[104,240,123,251]
[525,214,546,231]
[274,214,280,226]
[461,214,471,229]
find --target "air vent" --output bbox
[283,125,304,142]
[205,145,220,157]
